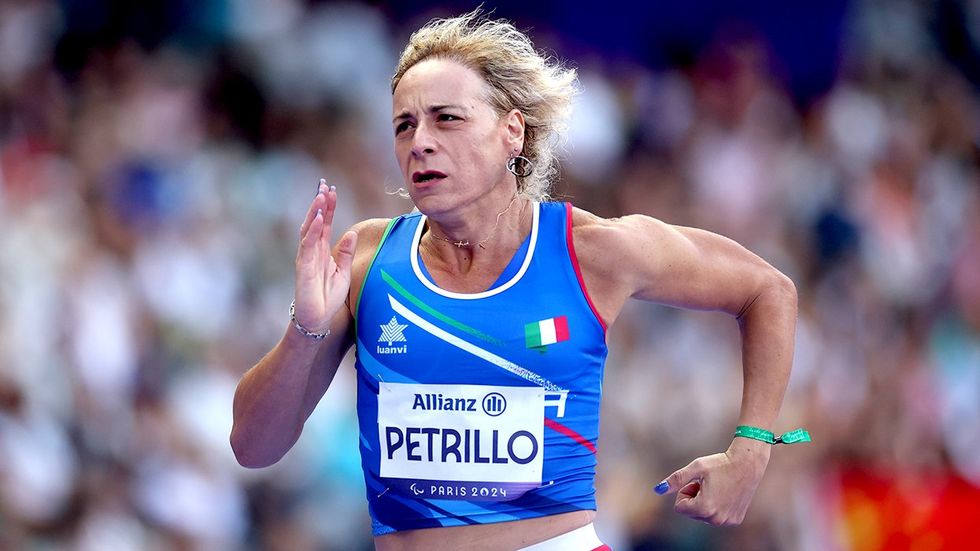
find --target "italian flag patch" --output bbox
[525,316,570,348]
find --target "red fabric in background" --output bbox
[836,467,980,551]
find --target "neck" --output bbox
[430,193,521,249]
[423,192,532,266]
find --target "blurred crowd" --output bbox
[1,1,979,549]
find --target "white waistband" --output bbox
[518,522,603,551]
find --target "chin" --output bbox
[411,194,455,217]
[408,181,483,219]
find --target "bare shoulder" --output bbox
[570,205,792,314]
[570,206,672,235]
[568,207,674,325]
[569,207,674,270]
[349,217,393,254]
[347,217,392,310]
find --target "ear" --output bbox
[502,109,526,153]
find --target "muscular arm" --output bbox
[230,217,389,468]
[620,215,796,431]
[574,210,798,525]
[230,306,354,468]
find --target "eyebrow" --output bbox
[393,104,467,123]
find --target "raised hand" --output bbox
[293,179,358,336]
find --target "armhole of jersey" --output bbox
[564,202,608,332]
[353,217,398,326]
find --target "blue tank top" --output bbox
[354,201,608,535]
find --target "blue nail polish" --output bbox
[654,481,670,495]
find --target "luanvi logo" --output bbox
[377,316,408,354]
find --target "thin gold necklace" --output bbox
[428,193,522,250]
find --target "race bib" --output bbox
[378,383,544,501]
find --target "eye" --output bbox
[438,113,461,122]
[395,121,414,135]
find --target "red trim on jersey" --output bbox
[544,417,597,454]
[564,202,608,332]
[592,546,613,551]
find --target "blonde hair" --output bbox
[392,9,579,201]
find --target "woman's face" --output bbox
[392,58,516,216]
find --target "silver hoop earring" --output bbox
[507,155,533,178]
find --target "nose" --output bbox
[410,121,436,158]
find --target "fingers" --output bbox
[319,183,338,248]
[656,456,751,527]
[679,480,702,498]
[655,459,704,496]
[298,180,340,260]
[673,479,727,525]
[297,184,335,286]
[300,179,328,237]
[301,179,339,239]
[655,459,715,523]
[673,481,704,515]
[297,208,324,280]
[293,179,352,333]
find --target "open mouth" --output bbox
[412,171,447,184]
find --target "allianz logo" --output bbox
[413,392,508,416]
[377,316,408,354]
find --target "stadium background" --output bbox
[2,0,979,549]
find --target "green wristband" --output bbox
[734,425,811,445]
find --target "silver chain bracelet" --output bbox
[289,300,330,340]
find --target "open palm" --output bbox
[293,180,357,335]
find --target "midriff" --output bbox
[374,509,597,551]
